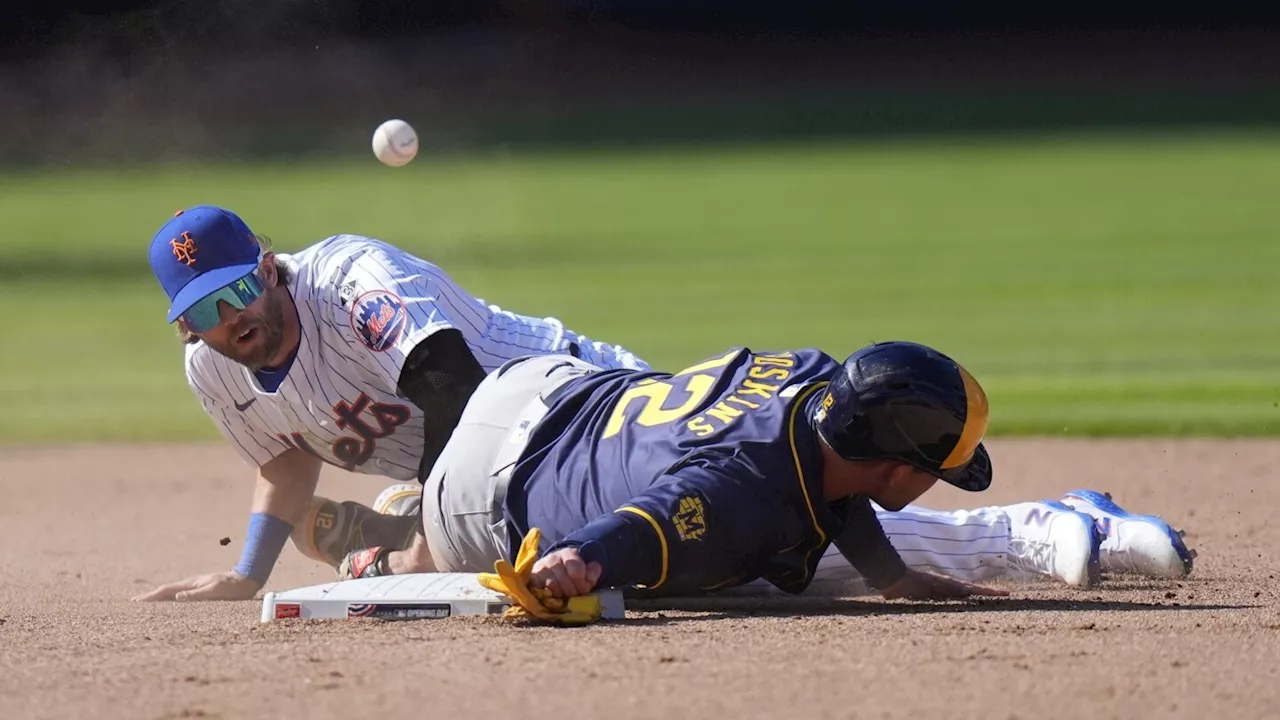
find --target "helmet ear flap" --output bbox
[835,410,876,460]
[815,375,876,461]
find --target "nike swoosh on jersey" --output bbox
[235,398,257,412]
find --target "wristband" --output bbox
[233,513,293,586]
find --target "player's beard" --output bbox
[255,289,289,369]
[207,290,288,372]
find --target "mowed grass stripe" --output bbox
[1,132,1276,441]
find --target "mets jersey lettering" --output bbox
[185,234,648,478]
[276,393,412,472]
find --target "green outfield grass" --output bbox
[1,131,1277,442]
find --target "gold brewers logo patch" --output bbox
[673,495,707,541]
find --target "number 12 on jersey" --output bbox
[602,349,796,438]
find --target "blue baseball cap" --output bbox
[149,205,261,323]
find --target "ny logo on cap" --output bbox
[170,231,198,266]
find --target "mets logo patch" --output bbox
[350,290,407,352]
[170,231,198,266]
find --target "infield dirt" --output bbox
[2,439,1278,719]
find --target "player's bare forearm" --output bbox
[879,568,1009,600]
[225,450,323,590]
[252,448,324,523]
[130,450,323,603]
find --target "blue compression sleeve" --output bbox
[233,513,293,586]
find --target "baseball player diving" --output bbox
[325,343,1194,612]
[133,205,1195,604]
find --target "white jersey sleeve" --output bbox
[184,344,291,468]
[311,235,651,376]
[322,240,476,388]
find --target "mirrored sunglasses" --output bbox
[180,273,266,333]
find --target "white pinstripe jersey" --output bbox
[184,234,649,480]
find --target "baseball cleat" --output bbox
[373,482,422,517]
[1005,501,1102,588]
[339,546,393,580]
[1060,489,1195,579]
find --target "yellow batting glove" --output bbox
[477,528,603,626]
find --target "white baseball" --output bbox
[372,119,419,167]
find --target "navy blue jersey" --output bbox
[502,347,906,597]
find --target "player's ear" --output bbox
[258,252,278,287]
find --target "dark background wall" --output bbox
[3,2,1280,165]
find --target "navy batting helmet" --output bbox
[811,341,992,491]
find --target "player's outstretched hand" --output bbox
[131,571,263,602]
[530,547,603,599]
[879,568,1009,601]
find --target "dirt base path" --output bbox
[2,439,1277,719]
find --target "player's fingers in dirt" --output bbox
[131,579,197,602]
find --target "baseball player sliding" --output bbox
[134,205,1194,604]
[348,344,1194,611]
[350,343,1011,606]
